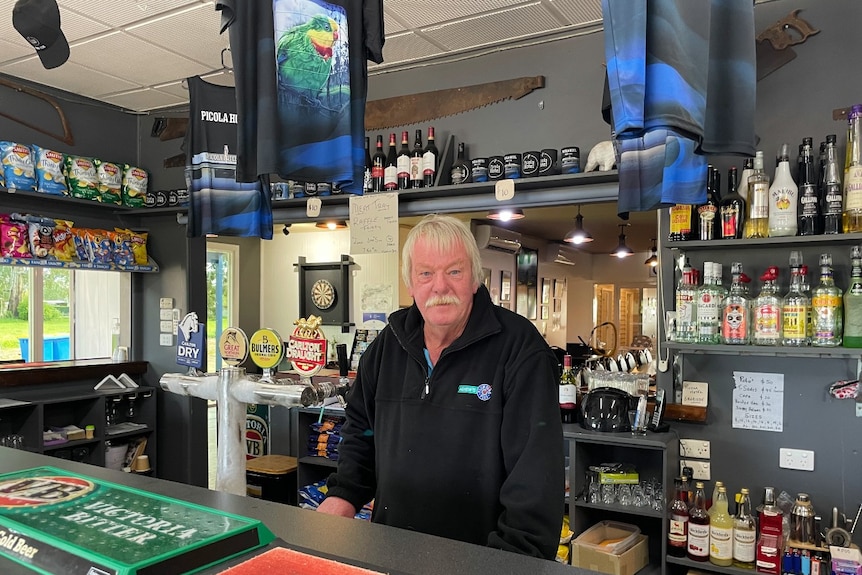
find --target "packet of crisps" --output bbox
[0,142,37,192]
[108,230,134,266]
[32,145,69,196]
[65,155,100,200]
[94,158,123,205]
[115,227,149,265]
[73,228,92,261]
[0,215,32,258]
[27,218,56,259]
[52,220,76,261]
[122,164,148,208]
[88,229,113,263]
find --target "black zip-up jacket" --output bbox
[326,286,565,559]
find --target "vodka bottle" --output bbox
[843,246,862,347]
[722,264,750,344]
[768,144,798,237]
[746,151,770,238]
[697,263,726,344]
[710,486,734,566]
[687,481,710,562]
[811,253,843,346]
[782,251,810,346]
[733,488,757,569]
[753,266,781,345]
[675,260,698,343]
[843,104,862,232]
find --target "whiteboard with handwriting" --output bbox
[349,193,399,254]
[732,371,784,432]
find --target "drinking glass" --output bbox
[617,483,633,506]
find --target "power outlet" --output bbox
[779,448,815,471]
[680,459,711,481]
[680,439,710,459]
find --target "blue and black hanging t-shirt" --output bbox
[216,0,384,193]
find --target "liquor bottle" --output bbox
[733,488,757,569]
[668,204,695,241]
[782,251,810,346]
[843,104,862,232]
[844,246,862,347]
[668,477,689,558]
[722,263,750,345]
[710,486,734,566]
[768,143,798,237]
[383,133,398,191]
[675,260,698,343]
[409,129,424,189]
[698,166,720,240]
[450,142,471,185]
[720,166,746,239]
[559,354,578,424]
[697,263,726,344]
[738,157,755,237]
[363,136,373,194]
[423,126,438,187]
[745,151,769,238]
[688,481,710,562]
[756,487,784,575]
[371,135,386,192]
[753,266,781,345]
[709,480,725,517]
[800,264,814,341]
[811,253,843,346]
[822,135,843,234]
[396,131,411,190]
[798,138,821,236]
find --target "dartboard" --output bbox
[310,279,336,310]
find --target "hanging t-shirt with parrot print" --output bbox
[217,0,384,193]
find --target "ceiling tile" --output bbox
[68,32,210,86]
[0,1,108,53]
[57,0,203,28]
[383,9,407,34]
[375,33,445,66]
[548,0,602,26]
[384,0,525,29]
[126,4,228,69]
[422,3,565,51]
[0,37,35,61]
[0,59,140,98]
[100,88,187,111]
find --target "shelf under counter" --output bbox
[667,232,862,250]
[42,437,100,452]
[572,499,664,519]
[664,341,862,358]
[666,555,758,575]
[563,425,676,450]
[298,455,338,468]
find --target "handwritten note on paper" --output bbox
[732,371,784,432]
[682,381,709,407]
[349,193,398,254]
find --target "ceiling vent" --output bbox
[474,224,522,254]
[543,243,579,266]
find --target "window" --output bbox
[0,267,129,363]
[206,243,239,373]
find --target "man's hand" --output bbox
[317,496,357,518]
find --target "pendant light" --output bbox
[563,206,593,244]
[644,238,658,267]
[611,223,633,258]
[315,220,348,230]
[487,208,525,222]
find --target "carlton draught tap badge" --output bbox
[287,316,327,377]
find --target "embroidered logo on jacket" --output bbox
[457,384,492,401]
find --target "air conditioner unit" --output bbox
[543,243,579,266]
[474,224,522,253]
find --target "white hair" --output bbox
[401,214,482,290]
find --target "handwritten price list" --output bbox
[349,193,398,254]
[732,371,784,432]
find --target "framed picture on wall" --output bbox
[542,278,551,304]
[527,285,537,320]
[500,271,512,302]
[553,279,566,299]
[541,305,549,320]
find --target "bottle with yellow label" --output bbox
[842,104,862,232]
[782,251,810,346]
[709,486,734,566]
[811,253,843,347]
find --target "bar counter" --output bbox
[0,448,591,575]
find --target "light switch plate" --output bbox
[160,297,173,309]
[159,333,173,346]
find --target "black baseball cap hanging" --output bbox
[12,0,70,69]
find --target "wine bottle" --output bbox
[558,354,578,424]
[450,142,471,185]
[396,131,411,190]
[410,129,424,189]
[383,133,398,191]
[371,135,385,192]
[423,126,438,187]
[363,136,373,194]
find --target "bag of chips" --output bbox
[122,164,148,208]
[107,230,134,266]
[0,215,31,258]
[72,228,92,261]
[27,218,56,258]
[87,229,113,263]
[32,145,69,196]
[0,142,37,192]
[51,219,76,261]
[115,227,149,265]
[94,158,122,205]
[65,155,100,200]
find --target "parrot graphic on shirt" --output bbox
[276,14,340,99]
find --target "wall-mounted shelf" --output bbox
[665,341,862,358]
[0,255,159,273]
[667,232,862,251]
[2,187,135,211]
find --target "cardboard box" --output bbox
[572,534,649,575]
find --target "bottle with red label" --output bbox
[668,476,689,557]
[722,262,750,344]
[687,481,710,561]
[753,266,781,345]
[371,135,385,192]
[383,133,398,191]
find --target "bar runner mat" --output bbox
[0,466,274,574]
